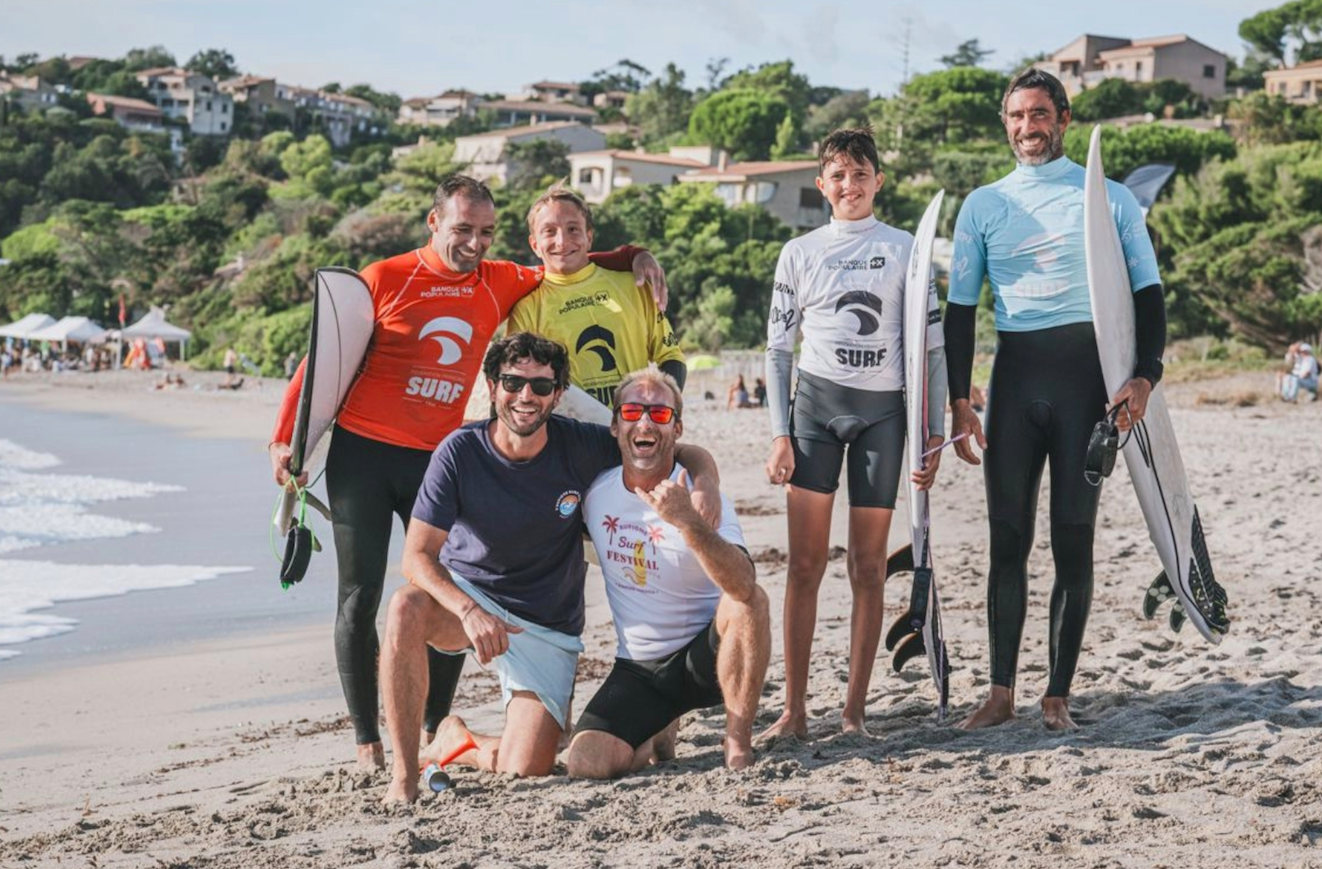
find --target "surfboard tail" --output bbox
[1138,509,1229,641]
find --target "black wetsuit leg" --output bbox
[983,324,1108,697]
[325,426,465,745]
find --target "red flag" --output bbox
[118,295,127,327]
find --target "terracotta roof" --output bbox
[1265,59,1322,73]
[1128,34,1193,48]
[219,74,273,89]
[570,149,706,168]
[135,66,187,79]
[484,99,597,118]
[459,120,595,140]
[88,92,161,113]
[529,80,580,91]
[681,160,818,180]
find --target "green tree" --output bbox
[626,63,692,144]
[940,39,995,68]
[344,83,402,114]
[123,46,176,72]
[688,88,790,160]
[723,60,812,127]
[1239,0,1322,63]
[279,134,335,197]
[804,90,871,142]
[186,48,238,81]
[1063,123,1236,180]
[771,111,798,159]
[504,139,571,190]
[1071,78,1144,122]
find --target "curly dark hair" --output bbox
[482,332,570,389]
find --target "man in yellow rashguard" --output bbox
[510,185,686,405]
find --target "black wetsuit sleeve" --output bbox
[943,301,977,404]
[1133,284,1166,386]
[660,359,688,392]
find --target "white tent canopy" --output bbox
[122,306,192,342]
[26,316,109,345]
[0,313,56,340]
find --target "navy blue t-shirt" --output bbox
[412,415,620,635]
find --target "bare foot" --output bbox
[957,688,1016,731]
[725,738,755,770]
[420,714,478,767]
[841,708,870,736]
[382,775,418,804]
[357,741,385,772]
[756,711,808,744]
[653,719,681,762]
[1041,697,1079,731]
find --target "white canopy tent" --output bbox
[121,306,192,359]
[0,313,56,340]
[26,316,109,347]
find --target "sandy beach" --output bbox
[0,366,1319,869]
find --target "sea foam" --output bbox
[0,438,250,659]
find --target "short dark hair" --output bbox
[432,174,495,216]
[482,332,570,390]
[818,126,880,174]
[527,181,594,233]
[1002,68,1071,119]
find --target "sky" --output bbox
[0,0,1278,99]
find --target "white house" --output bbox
[135,67,234,135]
[453,122,607,185]
[677,159,827,233]
[1036,34,1229,99]
[568,149,710,203]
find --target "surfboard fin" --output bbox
[885,567,932,650]
[1169,604,1186,633]
[892,632,927,672]
[1142,571,1176,620]
[886,544,914,580]
[303,490,332,523]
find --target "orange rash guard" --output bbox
[272,245,641,451]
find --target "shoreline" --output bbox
[1,369,1320,868]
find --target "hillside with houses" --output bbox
[1,5,1320,371]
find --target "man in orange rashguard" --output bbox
[268,174,667,770]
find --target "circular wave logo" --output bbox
[555,490,581,518]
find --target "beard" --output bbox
[495,398,554,437]
[1010,124,1065,166]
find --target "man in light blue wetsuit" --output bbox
[945,69,1167,731]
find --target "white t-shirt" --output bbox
[584,465,746,661]
[766,215,944,392]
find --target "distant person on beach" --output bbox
[508,184,686,408]
[284,351,298,380]
[727,374,751,409]
[567,365,770,777]
[1279,342,1319,401]
[753,377,767,407]
[379,335,719,802]
[268,174,669,771]
[222,347,238,387]
[760,126,947,741]
[945,69,1166,731]
[1,347,12,379]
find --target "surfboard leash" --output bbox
[270,468,326,590]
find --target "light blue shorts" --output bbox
[444,575,583,731]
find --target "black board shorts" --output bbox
[575,620,723,749]
[789,370,905,509]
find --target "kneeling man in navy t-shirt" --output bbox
[381,334,719,802]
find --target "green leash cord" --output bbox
[270,469,325,590]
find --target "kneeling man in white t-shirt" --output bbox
[570,365,771,775]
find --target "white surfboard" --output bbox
[883,189,950,722]
[1084,126,1229,643]
[274,268,374,538]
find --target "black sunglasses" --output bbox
[498,374,557,396]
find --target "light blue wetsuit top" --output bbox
[947,156,1160,332]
